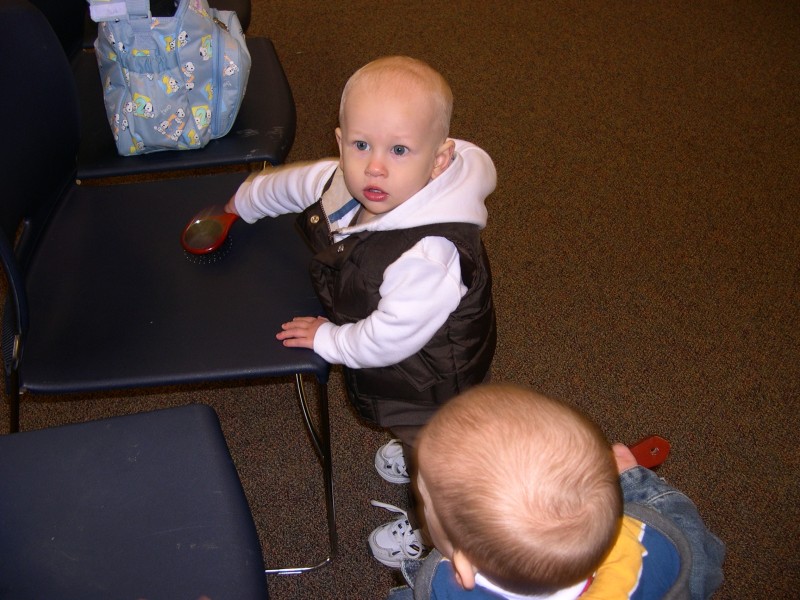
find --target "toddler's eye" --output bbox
[391,145,408,156]
[354,141,369,151]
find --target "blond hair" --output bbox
[339,56,453,142]
[417,384,622,595]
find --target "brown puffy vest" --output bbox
[296,200,496,429]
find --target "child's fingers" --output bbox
[276,316,325,342]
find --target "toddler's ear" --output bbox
[452,549,477,590]
[431,139,456,179]
[335,127,343,158]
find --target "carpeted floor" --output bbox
[2,1,798,598]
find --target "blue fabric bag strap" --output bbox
[88,0,151,23]
[88,0,152,48]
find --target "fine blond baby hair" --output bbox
[417,383,622,594]
[339,56,454,142]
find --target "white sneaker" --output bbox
[374,439,410,484]
[368,500,427,568]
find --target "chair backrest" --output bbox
[0,0,80,266]
[1,0,81,384]
[28,0,86,59]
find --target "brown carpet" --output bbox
[2,1,798,598]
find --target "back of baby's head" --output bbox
[418,384,622,595]
[340,56,453,140]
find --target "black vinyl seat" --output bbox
[0,0,335,575]
[0,404,269,600]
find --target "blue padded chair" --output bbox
[0,403,268,600]
[1,0,334,573]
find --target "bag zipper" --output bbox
[213,16,229,31]
[210,10,232,136]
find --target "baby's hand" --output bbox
[224,195,239,215]
[276,316,329,349]
[612,443,639,474]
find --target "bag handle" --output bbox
[87,0,156,44]
[87,0,151,23]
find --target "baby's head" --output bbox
[335,56,456,221]
[416,384,622,595]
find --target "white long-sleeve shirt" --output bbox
[233,139,496,368]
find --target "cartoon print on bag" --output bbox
[188,0,210,19]
[111,113,129,141]
[160,75,180,95]
[204,82,214,102]
[223,55,239,76]
[199,35,213,61]
[104,29,125,55]
[192,105,211,129]
[129,133,145,154]
[178,31,189,47]
[154,108,187,141]
[187,128,201,146]
[164,35,176,52]
[182,62,196,90]
[110,114,120,141]
[131,93,155,119]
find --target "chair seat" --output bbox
[0,404,268,600]
[74,36,296,179]
[20,171,327,394]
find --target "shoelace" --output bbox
[370,500,424,559]
[380,441,408,478]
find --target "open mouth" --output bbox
[363,187,389,202]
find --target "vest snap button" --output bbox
[337,244,345,253]
[310,215,320,224]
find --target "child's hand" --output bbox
[612,443,639,474]
[276,316,329,349]
[224,195,239,215]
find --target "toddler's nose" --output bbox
[365,156,387,177]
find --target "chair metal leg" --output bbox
[7,369,20,434]
[264,374,337,575]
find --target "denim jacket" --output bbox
[388,467,724,600]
